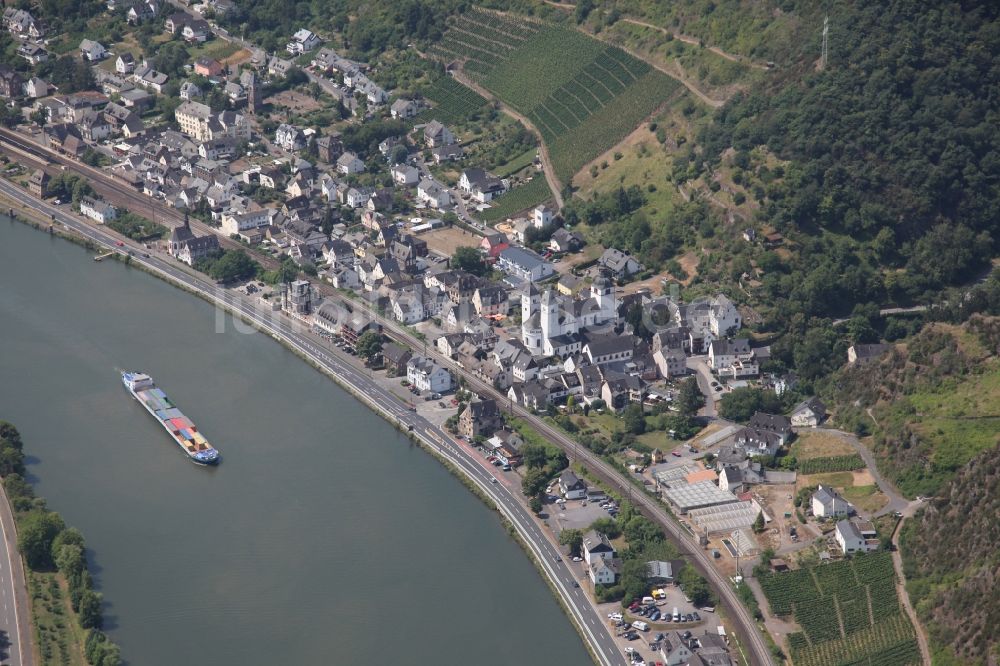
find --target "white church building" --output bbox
[521,277,618,357]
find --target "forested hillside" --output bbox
[827,313,1000,497]
[901,446,1000,666]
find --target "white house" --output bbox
[79,197,117,224]
[275,123,306,152]
[390,98,420,119]
[406,356,453,393]
[558,470,587,500]
[336,151,365,175]
[835,519,878,554]
[589,557,621,586]
[286,28,321,55]
[422,120,454,148]
[115,51,135,74]
[812,485,850,519]
[599,247,642,279]
[416,178,451,209]
[532,204,553,229]
[497,247,554,282]
[391,164,419,186]
[220,209,270,237]
[707,338,757,377]
[582,529,615,565]
[79,39,107,62]
[791,397,827,427]
[458,168,507,203]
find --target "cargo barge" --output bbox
[121,371,220,465]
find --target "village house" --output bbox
[18,43,48,65]
[497,247,554,283]
[790,397,827,427]
[416,178,452,209]
[315,133,343,163]
[549,227,585,254]
[193,56,223,77]
[286,28,321,55]
[458,399,504,440]
[599,247,643,280]
[835,519,878,555]
[79,39,108,62]
[707,338,758,377]
[23,76,49,99]
[390,98,421,119]
[391,164,420,186]
[812,485,851,519]
[459,168,507,203]
[27,169,49,197]
[115,52,136,74]
[422,120,455,148]
[380,342,412,377]
[558,470,588,500]
[275,123,306,152]
[0,66,23,99]
[336,151,365,175]
[406,356,453,393]
[847,343,891,365]
[79,197,117,224]
[483,429,523,467]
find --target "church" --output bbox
[521,277,618,357]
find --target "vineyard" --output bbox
[476,176,553,222]
[417,76,489,125]
[759,553,919,666]
[430,8,683,182]
[799,455,866,474]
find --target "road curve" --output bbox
[0,179,626,666]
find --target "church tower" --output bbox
[590,276,616,321]
[521,282,540,320]
[540,288,559,341]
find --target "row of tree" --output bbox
[0,423,121,666]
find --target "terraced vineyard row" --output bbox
[759,553,915,666]
[790,614,919,666]
[430,8,684,182]
[417,76,488,124]
[476,176,553,222]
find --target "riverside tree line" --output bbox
[0,422,122,666]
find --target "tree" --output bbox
[451,246,487,276]
[529,494,543,514]
[753,512,765,533]
[676,377,705,417]
[678,565,712,607]
[521,467,548,497]
[718,388,784,423]
[521,443,548,469]
[355,330,384,364]
[17,510,65,570]
[78,590,103,629]
[558,528,583,556]
[589,517,622,539]
[622,403,646,435]
[208,250,258,283]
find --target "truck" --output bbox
[631,620,649,632]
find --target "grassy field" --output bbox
[798,470,888,514]
[432,8,682,182]
[495,148,537,178]
[759,553,920,666]
[28,571,88,666]
[790,431,857,460]
[476,176,553,222]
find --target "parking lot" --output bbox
[548,495,614,533]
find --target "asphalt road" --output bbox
[0,180,627,666]
[0,475,29,666]
[0,131,771,666]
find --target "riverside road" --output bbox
[0,125,771,664]
[0,178,627,666]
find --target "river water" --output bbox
[0,219,590,665]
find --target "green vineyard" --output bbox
[430,8,683,182]
[476,176,553,222]
[417,76,489,125]
[799,455,866,474]
[759,553,919,666]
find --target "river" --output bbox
[0,219,591,665]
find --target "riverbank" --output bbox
[2,196,618,665]
[0,423,121,666]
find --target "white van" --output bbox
[631,620,649,632]
[641,596,655,606]
[672,607,681,622]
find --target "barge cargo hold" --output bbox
[121,371,220,465]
